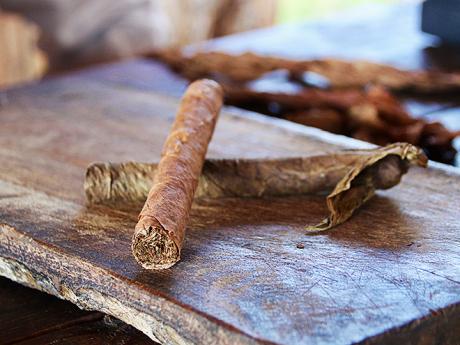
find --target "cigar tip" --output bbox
[132,218,180,270]
[189,78,224,97]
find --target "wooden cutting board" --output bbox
[1,69,460,345]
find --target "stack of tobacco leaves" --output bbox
[152,50,460,164]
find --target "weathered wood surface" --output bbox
[1,70,460,345]
[0,277,154,344]
[2,3,460,344]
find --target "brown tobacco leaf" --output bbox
[285,108,345,134]
[225,84,376,111]
[153,49,459,163]
[224,84,416,136]
[152,49,297,84]
[224,84,412,123]
[224,84,458,163]
[86,144,426,236]
[306,143,428,233]
[85,145,426,205]
[85,154,368,204]
[291,59,460,93]
[153,49,460,93]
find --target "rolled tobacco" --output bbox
[132,79,223,269]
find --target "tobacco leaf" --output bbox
[224,84,458,163]
[85,154,365,204]
[86,143,427,236]
[224,84,412,124]
[153,49,460,93]
[152,49,459,164]
[306,143,428,233]
[284,108,345,134]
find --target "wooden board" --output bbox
[1,70,460,345]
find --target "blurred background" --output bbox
[0,0,408,89]
[1,0,460,165]
[277,0,400,22]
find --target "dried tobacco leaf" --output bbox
[306,143,428,233]
[284,108,345,134]
[152,49,459,164]
[153,50,460,93]
[86,143,427,236]
[85,154,367,204]
[87,143,427,247]
[85,146,425,206]
[224,84,458,163]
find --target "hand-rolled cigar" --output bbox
[85,154,368,204]
[306,143,428,232]
[132,79,223,269]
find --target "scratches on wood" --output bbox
[0,68,459,344]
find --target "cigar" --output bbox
[132,79,223,269]
[85,154,366,204]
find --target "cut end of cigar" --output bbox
[132,217,180,269]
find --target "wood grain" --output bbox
[1,71,460,344]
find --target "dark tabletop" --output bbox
[1,3,459,344]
